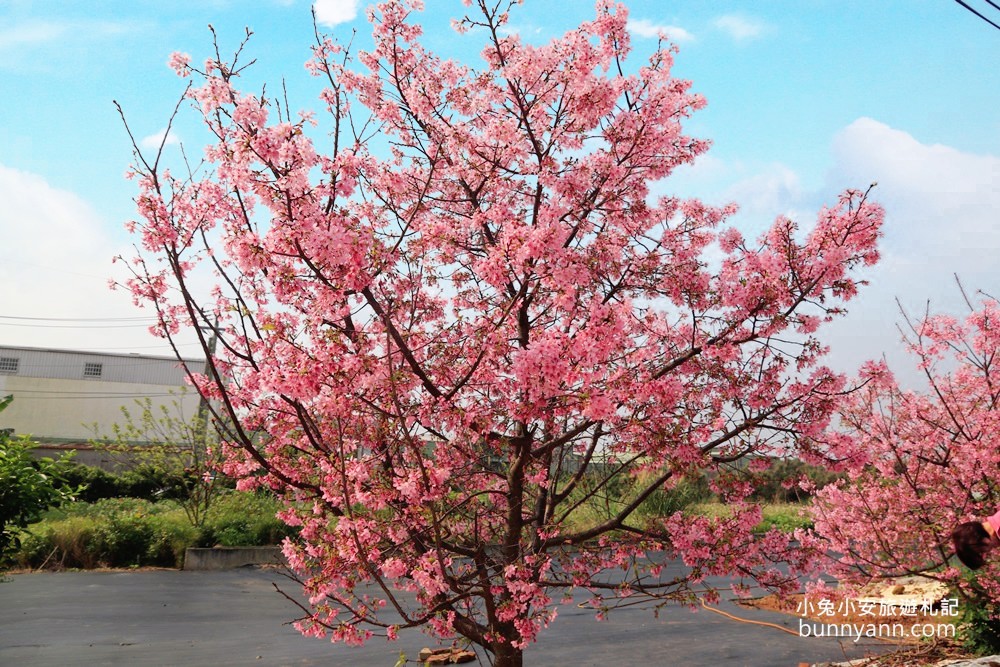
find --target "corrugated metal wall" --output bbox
[0,346,201,385]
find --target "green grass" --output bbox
[687,501,814,533]
[553,471,813,536]
[556,488,813,536]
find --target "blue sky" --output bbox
[2,0,999,383]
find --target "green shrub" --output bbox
[91,396,236,527]
[15,491,293,569]
[198,492,293,547]
[684,502,813,534]
[116,465,175,501]
[959,595,1000,656]
[0,396,78,565]
[70,497,170,519]
[558,469,715,533]
[17,516,100,569]
[91,512,152,567]
[58,465,121,502]
[57,463,210,503]
[17,499,189,569]
[635,475,714,519]
[747,458,843,503]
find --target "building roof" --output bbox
[0,344,202,365]
[0,345,202,386]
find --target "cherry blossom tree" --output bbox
[810,286,1000,601]
[118,1,882,664]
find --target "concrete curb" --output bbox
[183,546,285,570]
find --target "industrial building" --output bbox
[0,345,202,466]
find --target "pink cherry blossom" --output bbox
[167,51,191,77]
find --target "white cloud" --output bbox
[0,20,132,51]
[668,153,729,190]
[140,128,180,151]
[0,22,69,50]
[723,163,804,223]
[817,118,1000,384]
[713,14,769,42]
[313,0,360,27]
[830,118,1000,283]
[668,121,1000,387]
[626,19,694,43]
[497,24,544,38]
[0,164,172,353]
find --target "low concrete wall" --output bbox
[184,546,285,571]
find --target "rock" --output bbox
[417,647,477,664]
[854,575,950,607]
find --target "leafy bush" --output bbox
[747,458,843,503]
[18,516,99,569]
[57,465,123,502]
[56,462,234,505]
[15,491,291,569]
[194,492,295,547]
[16,498,194,569]
[65,497,173,519]
[115,464,192,502]
[1,395,78,564]
[635,474,714,519]
[683,502,813,534]
[958,593,1000,656]
[560,470,715,533]
[90,511,174,567]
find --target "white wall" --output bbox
[0,374,201,442]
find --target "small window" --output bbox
[0,357,19,375]
[83,362,103,379]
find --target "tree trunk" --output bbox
[492,642,523,667]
